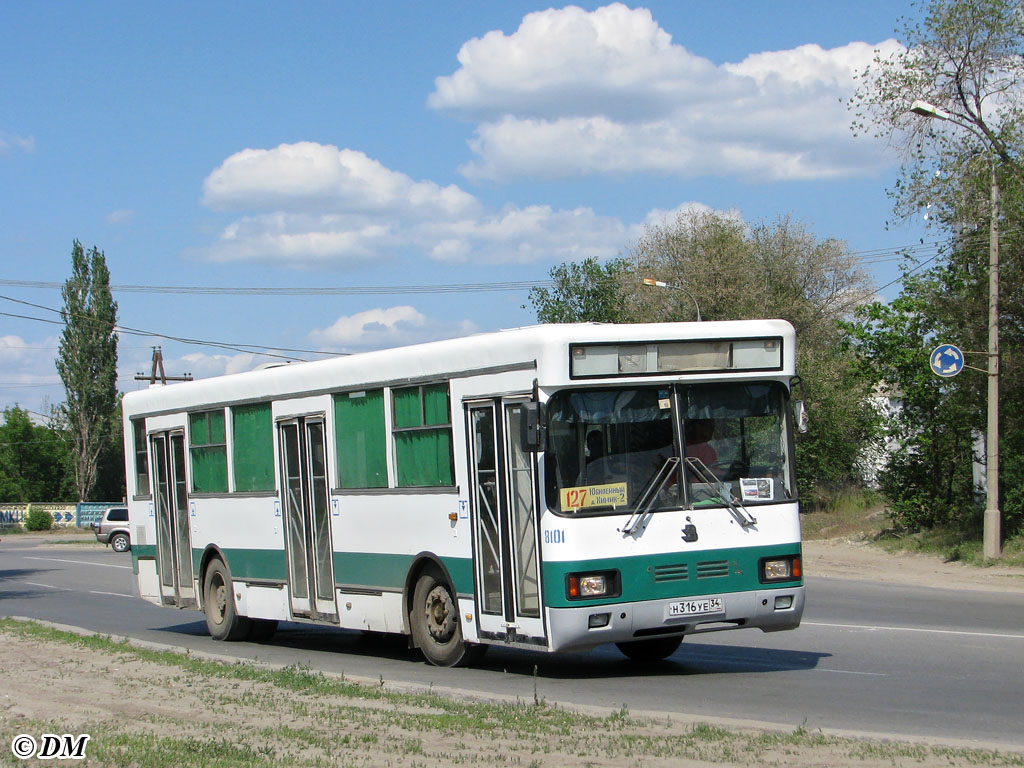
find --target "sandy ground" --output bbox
[3,533,1023,766]
[803,539,1024,592]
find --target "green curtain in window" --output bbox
[334,390,387,488]
[395,429,453,487]
[232,403,274,492]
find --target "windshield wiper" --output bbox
[619,456,680,536]
[684,457,757,527]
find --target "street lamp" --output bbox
[640,278,702,322]
[911,99,1002,558]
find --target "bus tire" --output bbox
[203,558,250,641]
[410,568,485,667]
[615,636,682,662]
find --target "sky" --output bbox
[0,0,933,419]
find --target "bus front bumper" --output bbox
[545,584,804,653]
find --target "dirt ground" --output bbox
[3,534,1023,766]
[803,538,1024,593]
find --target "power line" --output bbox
[0,294,335,362]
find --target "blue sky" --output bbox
[1,1,930,417]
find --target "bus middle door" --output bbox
[467,400,545,646]
[278,417,338,622]
[150,431,197,608]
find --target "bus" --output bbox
[121,321,804,666]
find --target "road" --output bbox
[3,537,1024,749]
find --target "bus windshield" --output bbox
[544,382,794,515]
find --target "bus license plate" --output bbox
[667,598,723,618]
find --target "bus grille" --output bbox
[696,560,730,578]
[653,564,689,582]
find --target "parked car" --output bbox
[93,506,130,552]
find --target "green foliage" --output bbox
[56,240,119,501]
[848,0,1024,542]
[23,506,54,531]
[527,257,627,323]
[850,0,1024,224]
[0,406,74,502]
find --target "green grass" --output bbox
[3,617,1024,767]
[876,527,1024,569]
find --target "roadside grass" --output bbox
[800,488,1024,570]
[799,488,887,541]
[3,618,1023,767]
[876,528,1024,569]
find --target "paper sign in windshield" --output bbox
[560,482,628,511]
[740,478,773,501]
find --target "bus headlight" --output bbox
[760,556,801,583]
[566,570,620,600]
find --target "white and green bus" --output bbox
[122,321,804,666]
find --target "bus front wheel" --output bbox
[410,568,485,667]
[615,636,682,662]
[203,558,250,641]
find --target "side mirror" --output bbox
[520,401,546,451]
[793,400,809,434]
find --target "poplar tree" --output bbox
[57,240,119,501]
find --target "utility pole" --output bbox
[134,347,193,385]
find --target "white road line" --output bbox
[805,621,1024,641]
[20,581,132,598]
[22,555,132,570]
[23,581,69,591]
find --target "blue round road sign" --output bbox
[930,344,964,377]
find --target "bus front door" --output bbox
[150,431,196,608]
[278,417,338,622]
[467,401,545,646]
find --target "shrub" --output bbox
[24,507,54,532]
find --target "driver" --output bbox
[684,419,718,468]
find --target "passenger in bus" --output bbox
[684,419,718,470]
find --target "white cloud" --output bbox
[203,142,479,219]
[429,4,902,182]
[309,306,478,352]
[105,208,135,225]
[197,142,633,267]
[0,132,35,154]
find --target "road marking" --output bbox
[24,581,69,591]
[19,581,132,598]
[23,556,132,570]
[805,621,1024,641]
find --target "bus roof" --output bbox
[122,319,795,416]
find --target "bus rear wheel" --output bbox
[410,568,485,667]
[203,558,250,641]
[616,636,683,662]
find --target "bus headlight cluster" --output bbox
[760,556,801,583]
[566,570,620,600]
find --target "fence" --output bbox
[0,502,123,529]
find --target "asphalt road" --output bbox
[3,538,1024,749]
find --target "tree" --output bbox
[56,241,119,502]
[848,0,1024,541]
[0,406,74,502]
[529,210,880,504]
[850,0,1024,224]
[528,257,627,324]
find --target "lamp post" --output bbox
[911,99,1001,558]
[640,278,702,322]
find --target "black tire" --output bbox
[203,558,250,641]
[110,533,130,553]
[616,636,683,662]
[247,619,278,643]
[409,567,486,667]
